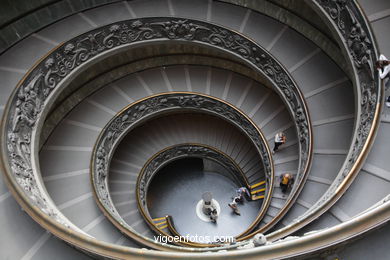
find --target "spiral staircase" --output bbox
[0,0,390,259]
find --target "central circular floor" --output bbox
[147,158,262,241]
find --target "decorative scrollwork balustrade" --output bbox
[137,143,250,211]
[263,0,383,241]
[91,93,273,247]
[135,143,257,241]
[1,17,312,255]
[135,143,250,242]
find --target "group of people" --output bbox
[203,131,289,219]
[273,132,295,191]
[225,55,390,219]
[228,187,250,215]
[266,55,390,198]
[227,175,293,216]
[225,130,290,215]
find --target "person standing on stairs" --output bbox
[280,173,294,193]
[273,132,286,153]
[377,55,390,80]
[377,54,390,89]
[376,55,390,108]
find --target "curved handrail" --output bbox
[0,3,384,258]
[135,143,260,245]
[136,143,252,209]
[1,17,311,255]
[260,0,383,242]
[220,0,383,242]
[165,215,180,238]
[92,93,274,248]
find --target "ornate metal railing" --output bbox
[135,143,255,243]
[1,17,311,255]
[261,0,383,242]
[91,93,273,247]
[137,143,251,211]
[0,0,384,258]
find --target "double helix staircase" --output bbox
[0,0,390,259]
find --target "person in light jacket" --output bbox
[273,132,286,153]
